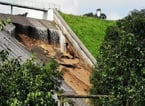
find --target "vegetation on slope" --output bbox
[0,18,11,30]
[0,49,63,105]
[61,13,115,57]
[90,9,145,105]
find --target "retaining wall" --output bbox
[53,10,97,68]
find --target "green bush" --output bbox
[0,49,63,105]
[90,9,145,105]
[0,18,11,31]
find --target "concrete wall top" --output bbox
[0,13,57,30]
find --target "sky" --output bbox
[0,0,144,20]
[48,0,145,20]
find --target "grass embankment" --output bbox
[61,13,115,58]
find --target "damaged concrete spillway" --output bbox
[0,13,94,106]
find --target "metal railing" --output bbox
[58,94,109,106]
[0,0,60,14]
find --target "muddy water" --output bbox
[18,34,91,96]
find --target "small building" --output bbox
[95,8,107,19]
[83,8,107,19]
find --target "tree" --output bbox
[0,49,63,105]
[90,9,145,105]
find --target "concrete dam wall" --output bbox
[0,11,96,68]
[0,24,31,62]
[0,13,89,106]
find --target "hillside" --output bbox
[61,13,115,58]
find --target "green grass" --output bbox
[61,13,115,58]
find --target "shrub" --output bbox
[0,49,63,105]
[90,9,145,105]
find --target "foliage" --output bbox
[0,49,63,106]
[61,12,115,57]
[90,9,145,105]
[0,18,11,31]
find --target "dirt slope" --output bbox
[18,34,91,95]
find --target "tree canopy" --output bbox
[90,9,145,105]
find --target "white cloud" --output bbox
[107,13,122,20]
[37,0,79,14]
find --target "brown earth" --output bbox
[18,34,91,95]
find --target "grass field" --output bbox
[61,13,115,58]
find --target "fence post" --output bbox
[43,10,48,20]
[60,96,63,106]
[11,5,13,14]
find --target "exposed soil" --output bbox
[18,34,91,95]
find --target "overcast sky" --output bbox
[0,0,144,20]
[49,0,145,20]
